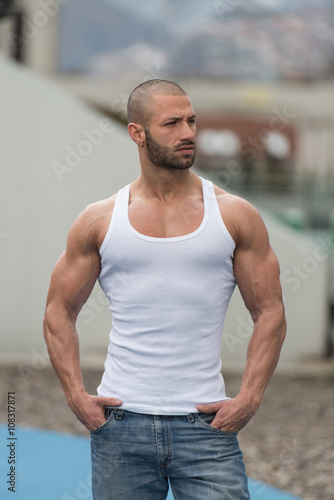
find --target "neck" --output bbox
[132,167,199,202]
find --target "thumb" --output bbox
[196,403,219,413]
[97,396,122,408]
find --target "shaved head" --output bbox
[127,79,187,127]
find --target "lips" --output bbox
[177,145,195,152]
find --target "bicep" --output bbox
[233,210,282,320]
[46,220,101,319]
[48,251,100,316]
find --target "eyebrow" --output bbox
[162,114,197,124]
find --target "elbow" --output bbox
[43,300,78,342]
[43,301,62,343]
[271,298,287,339]
[43,315,47,340]
[281,314,287,344]
[270,305,287,364]
[274,303,287,352]
[279,299,287,335]
[43,306,53,344]
[257,301,287,346]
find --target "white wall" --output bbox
[0,54,140,361]
[0,55,330,376]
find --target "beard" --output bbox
[145,130,196,170]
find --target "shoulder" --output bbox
[78,194,118,226]
[68,193,118,252]
[213,184,268,249]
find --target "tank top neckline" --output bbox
[124,176,210,243]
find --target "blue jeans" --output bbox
[90,409,250,500]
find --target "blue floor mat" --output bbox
[0,426,302,500]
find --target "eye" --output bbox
[165,121,176,126]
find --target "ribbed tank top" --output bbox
[97,176,236,415]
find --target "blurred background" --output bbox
[0,1,334,499]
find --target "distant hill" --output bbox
[58,0,171,72]
[58,0,334,82]
[168,8,334,82]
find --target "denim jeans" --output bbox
[90,409,250,500]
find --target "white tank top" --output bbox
[97,177,236,415]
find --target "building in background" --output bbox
[0,0,59,71]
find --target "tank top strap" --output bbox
[117,183,131,221]
[99,184,130,256]
[200,176,236,250]
[200,176,215,206]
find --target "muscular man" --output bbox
[43,79,286,500]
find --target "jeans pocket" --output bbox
[195,413,238,436]
[90,408,114,435]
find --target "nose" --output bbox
[179,120,196,143]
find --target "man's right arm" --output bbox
[43,204,122,431]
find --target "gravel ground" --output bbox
[0,364,333,500]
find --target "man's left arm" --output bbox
[197,200,287,432]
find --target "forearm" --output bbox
[44,304,122,431]
[197,306,286,431]
[239,304,286,409]
[43,305,85,406]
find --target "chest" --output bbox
[128,197,204,238]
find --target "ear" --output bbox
[127,123,146,147]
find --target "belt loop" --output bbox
[115,409,124,420]
[187,413,195,423]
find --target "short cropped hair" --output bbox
[127,79,187,126]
